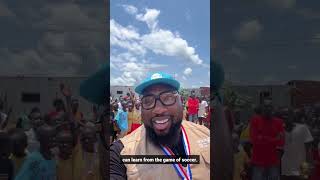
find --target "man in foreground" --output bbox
[79,63,233,180]
[110,72,210,180]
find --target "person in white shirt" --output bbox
[281,111,314,180]
[197,96,208,125]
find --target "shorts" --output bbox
[188,114,198,122]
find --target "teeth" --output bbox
[154,119,169,124]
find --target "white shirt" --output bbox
[25,129,40,153]
[198,100,208,117]
[281,123,313,176]
[0,112,7,127]
[118,102,123,110]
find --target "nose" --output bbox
[152,99,167,115]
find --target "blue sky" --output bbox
[110,0,210,88]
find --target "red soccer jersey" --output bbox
[187,97,199,115]
[249,115,285,167]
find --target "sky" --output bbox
[215,0,320,85]
[110,0,210,88]
[0,0,105,76]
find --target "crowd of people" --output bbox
[0,84,104,180]
[231,97,320,180]
[109,89,211,144]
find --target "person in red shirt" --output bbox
[186,91,199,123]
[249,98,285,180]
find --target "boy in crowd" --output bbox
[15,124,57,180]
[80,124,101,180]
[233,133,250,180]
[0,131,13,180]
[114,102,128,139]
[56,130,81,180]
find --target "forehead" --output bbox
[57,133,73,141]
[142,84,175,95]
[81,128,95,136]
[263,99,273,106]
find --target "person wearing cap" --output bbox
[79,63,233,180]
[109,72,210,180]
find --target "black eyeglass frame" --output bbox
[140,90,179,110]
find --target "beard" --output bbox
[145,116,182,148]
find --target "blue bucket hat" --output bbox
[135,72,180,94]
[79,65,107,105]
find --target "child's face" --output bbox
[57,134,73,159]
[232,134,240,152]
[81,130,97,153]
[40,128,57,151]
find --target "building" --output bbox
[0,76,93,122]
[287,80,320,108]
[231,85,291,108]
[110,86,139,100]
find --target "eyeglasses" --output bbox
[141,90,179,110]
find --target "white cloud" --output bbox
[111,7,203,65]
[111,6,207,85]
[110,19,140,40]
[182,76,187,80]
[141,29,203,64]
[122,4,138,15]
[235,20,263,41]
[0,2,15,17]
[136,8,160,31]
[184,68,192,76]
[230,46,246,59]
[267,0,296,9]
[288,65,297,70]
[110,19,146,55]
[110,51,167,86]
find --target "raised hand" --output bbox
[60,83,72,97]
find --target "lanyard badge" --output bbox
[160,126,192,180]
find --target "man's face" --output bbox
[141,84,183,146]
[39,127,57,150]
[81,129,97,153]
[30,112,44,129]
[232,134,240,152]
[55,102,64,111]
[135,103,140,110]
[128,102,134,112]
[57,133,73,160]
[71,101,79,111]
[263,99,273,119]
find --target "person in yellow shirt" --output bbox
[127,101,142,135]
[9,128,28,177]
[233,133,250,180]
[71,99,86,127]
[56,130,82,180]
[79,124,101,180]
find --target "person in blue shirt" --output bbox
[115,102,128,138]
[15,124,57,180]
